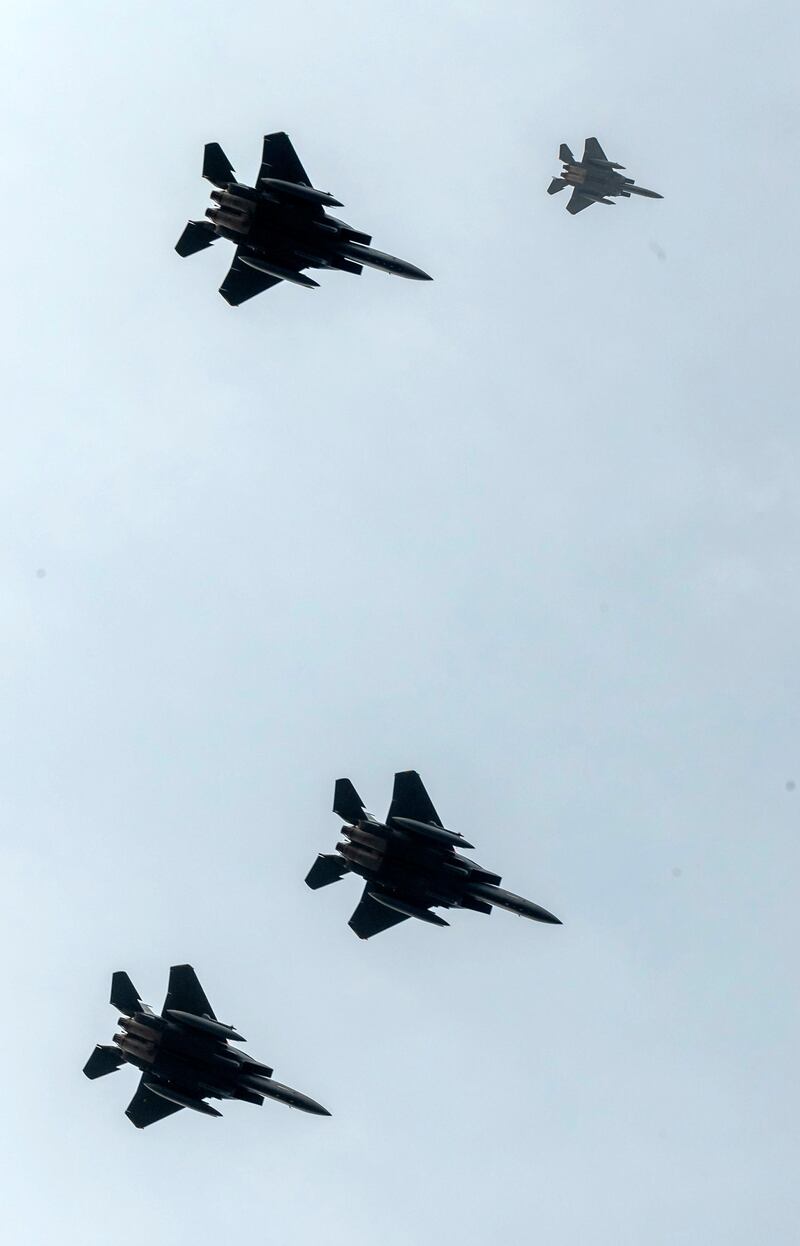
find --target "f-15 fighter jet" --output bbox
[176,131,432,304]
[305,770,561,940]
[548,137,663,215]
[83,964,330,1128]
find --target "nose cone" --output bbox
[530,905,562,925]
[287,1090,331,1116]
[301,1098,332,1117]
[402,262,433,281]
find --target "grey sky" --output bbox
[1,1,798,1242]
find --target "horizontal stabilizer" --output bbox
[548,177,567,195]
[110,971,142,1015]
[203,142,235,187]
[559,143,575,164]
[83,1044,124,1080]
[305,853,350,890]
[175,220,216,257]
[333,777,366,824]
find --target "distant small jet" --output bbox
[176,131,432,304]
[549,137,663,215]
[83,964,330,1127]
[305,770,562,939]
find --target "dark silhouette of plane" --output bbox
[83,964,330,1127]
[305,770,561,939]
[176,131,432,303]
[549,137,663,214]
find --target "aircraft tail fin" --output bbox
[333,777,366,823]
[559,143,575,164]
[203,141,235,187]
[548,177,567,195]
[110,971,143,1015]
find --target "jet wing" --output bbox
[566,190,594,215]
[219,251,282,305]
[582,137,608,163]
[257,132,311,188]
[163,965,216,1020]
[125,1077,184,1129]
[386,770,443,828]
[348,886,410,939]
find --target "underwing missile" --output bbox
[369,891,450,927]
[391,816,475,850]
[239,255,320,288]
[259,177,344,208]
[164,1010,247,1043]
[143,1081,222,1118]
[626,185,664,199]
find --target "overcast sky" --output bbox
[1,2,798,1243]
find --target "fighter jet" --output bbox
[83,964,330,1127]
[176,131,432,304]
[305,770,561,939]
[548,137,663,215]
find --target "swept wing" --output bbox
[348,885,410,939]
[257,132,312,188]
[582,136,608,163]
[219,250,283,305]
[163,964,217,1020]
[566,190,594,215]
[387,770,444,828]
[125,1077,184,1129]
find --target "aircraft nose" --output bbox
[530,904,562,925]
[296,1094,332,1116]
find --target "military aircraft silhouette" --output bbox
[305,770,561,939]
[83,964,330,1127]
[549,137,663,215]
[176,131,432,304]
